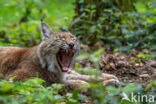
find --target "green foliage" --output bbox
[0,78,85,104]
[137,53,155,59]
[75,48,104,76]
[0,0,75,47]
[0,78,155,104]
[71,0,156,52]
[87,81,156,104]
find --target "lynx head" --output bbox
[37,20,79,73]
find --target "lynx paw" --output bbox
[101,73,119,86]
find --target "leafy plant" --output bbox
[0,0,75,47]
[70,0,156,52]
[0,78,84,104]
[75,48,104,76]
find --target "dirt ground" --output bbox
[78,47,156,84]
[62,48,156,104]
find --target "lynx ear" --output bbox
[41,20,53,40]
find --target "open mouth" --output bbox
[57,49,74,72]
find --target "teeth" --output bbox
[61,49,74,54]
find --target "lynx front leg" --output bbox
[62,79,88,88]
[65,70,119,85]
[101,73,119,85]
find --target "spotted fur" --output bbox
[0,21,118,87]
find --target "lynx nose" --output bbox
[69,43,74,48]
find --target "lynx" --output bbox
[0,20,118,88]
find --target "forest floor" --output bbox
[78,45,156,85]
[72,46,156,104]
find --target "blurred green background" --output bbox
[0,0,75,47]
[0,0,156,53]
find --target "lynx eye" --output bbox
[73,37,77,41]
[55,37,59,40]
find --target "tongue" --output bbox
[62,66,68,71]
[61,54,71,71]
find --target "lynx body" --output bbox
[0,21,118,87]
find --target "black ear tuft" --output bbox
[59,27,68,32]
